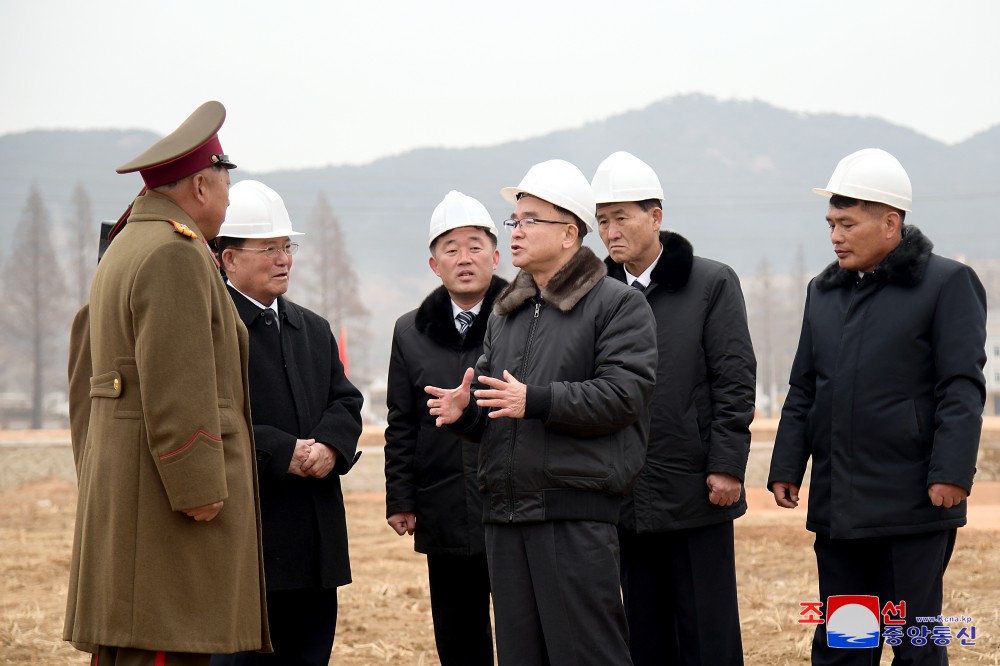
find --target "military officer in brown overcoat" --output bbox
[64,101,270,666]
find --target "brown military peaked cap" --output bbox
[117,100,236,188]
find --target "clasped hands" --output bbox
[425,367,526,426]
[289,438,338,478]
[181,438,336,523]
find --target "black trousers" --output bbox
[811,530,957,666]
[486,521,632,666]
[211,587,338,666]
[427,552,494,666]
[618,521,743,666]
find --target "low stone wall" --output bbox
[4,422,999,492]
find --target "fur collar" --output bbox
[603,230,694,291]
[815,225,934,291]
[415,276,508,350]
[494,246,607,316]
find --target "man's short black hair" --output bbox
[829,194,906,224]
[636,199,663,212]
[211,235,245,255]
[552,203,587,242]
[429,227,498,255]
[209,235,245,278]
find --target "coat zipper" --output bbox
[506,299,542,522]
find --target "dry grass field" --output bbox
[2,477,999,665]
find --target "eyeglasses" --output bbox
[502,218,574,230]
[231,243,299,258]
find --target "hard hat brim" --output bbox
[500,186,596,232]
[219,229,306,239]
[811,186,912,213]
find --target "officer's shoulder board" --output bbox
[166,219,199,239]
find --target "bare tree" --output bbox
[750,256,777,417]
[1,184,70,428]
[289,193,371,380]
[71,182,96,306]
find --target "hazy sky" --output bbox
[2,1,998,172]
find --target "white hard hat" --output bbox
[500,159,597,232]
[218,180,304,239]
[428,190,498,246]
[813,148,912,212]
[591,151,664,204]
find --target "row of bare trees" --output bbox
[0,185,367,430]
[7,180,993,429]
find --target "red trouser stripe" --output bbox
[155,652,166,666]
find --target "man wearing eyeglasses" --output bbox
[211,180,363,666]
[427,160,657,666]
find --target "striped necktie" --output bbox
[456,311,475,338]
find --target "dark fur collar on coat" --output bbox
[603,230,694,291]
[494,246,607,316]
[415,276,508,350]
[815,225,934,291]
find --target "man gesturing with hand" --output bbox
[427,160,656,666]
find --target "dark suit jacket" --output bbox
[228,286,363,590]
[385,277,506,555]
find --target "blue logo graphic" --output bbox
[827,595,881,649]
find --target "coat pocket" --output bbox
[217,398,241,435]
[90,362,142,419]
[543,431,612,485]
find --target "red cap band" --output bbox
[139,136,224,188]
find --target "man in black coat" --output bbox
[769,149,987,666]
[211,180,363,666]
[385,190,503,665]
[428,160,657,666]
[592,151,756,666]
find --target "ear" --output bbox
[190,172,210,204]
[221,247,239,274]
[429,255,442,277]
[651,206,663,230]
[491,248,500,271]
[884,209,903,239]
[562,222,580,249]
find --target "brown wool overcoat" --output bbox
[64,191,270,654]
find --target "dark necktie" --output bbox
[259,309,280,351]
[631,280,646,294]
[456,310,475,338]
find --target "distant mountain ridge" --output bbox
[2,94,998,379]
[3,94,997,271]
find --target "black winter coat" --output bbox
[452,247,657,524]
[229,287,363,590]
[768,227,987,539]
[384,276,507,555]
[605,231,756,532]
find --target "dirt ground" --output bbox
[2,480,998,666]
